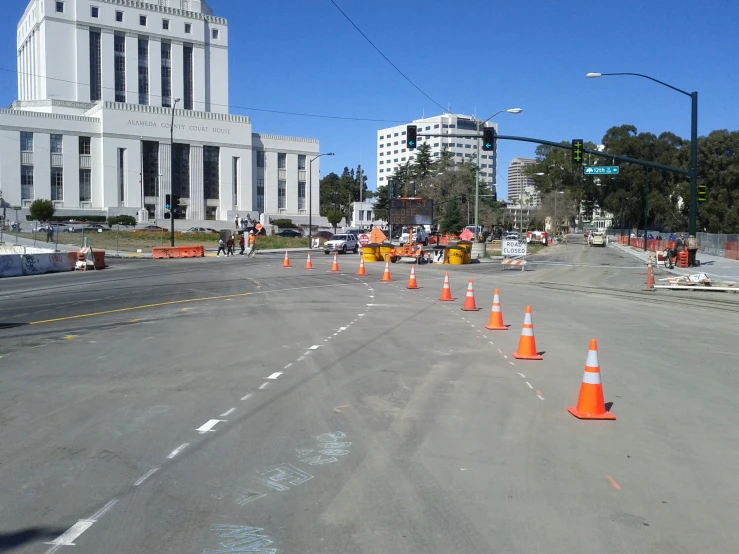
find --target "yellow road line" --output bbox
[28,283,351,326]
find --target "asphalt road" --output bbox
[1,242,738,553]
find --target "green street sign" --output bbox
[583,166,619,175]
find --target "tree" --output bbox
[440,197,464,234]
[326,209,343,232]
[373,183,389,221]
[29,199,55,222]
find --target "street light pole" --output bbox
[309,152,335,248]
[475,108,522,242]
[586,72,698,235]
[169,98,180,247]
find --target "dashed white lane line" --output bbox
[195,419,227,434]
[498,348,503,354]
[284,363,293,369]
[134,468,159,486]
[240,393,252,401]
[309,345,321,350]
[509,361,515,366]
[259,382,270,390]
[297,355,306,361]
[525,382,534,390]
[167,443,190,459]
[220,407,236,417]
[537,394,545,400]
[503,355,508,359]
[267,372,283,380]
[44,499,119,552]
[518,373,525,378]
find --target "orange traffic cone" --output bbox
[331,252,340,272]
[305,253,314,270]
[407,265,419,289]
[461,278,481,311]
[439,272,454,301]
[646,257,654,291]
[512,306,542,360]
[567,339,615,420]
[485,289,508,330]
[282,250,292,268]
[356,258,367,276]
[381,260,392,282]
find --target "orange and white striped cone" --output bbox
[331,252,340,272]
[512,306,542,360]
[407,265,419,289]
[356,258,367,276]
[381,260,392,282]
[567,339,615,420]
[461,278,480,311]
[485,288,508,330]
[305,253,314,270]
[282,250,292,268]
[439,272,454,301]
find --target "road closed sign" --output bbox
[358,234,370,246]
[502,238,528,257]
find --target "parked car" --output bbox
[526,230,548,245]
[324,234,359,254]
[141,225,167,231]
[276,229,303,238]
[504,232,520,240]
[184,227,218,234]
[314,230,334,240]
[83,224,110,232]
[399,226,429,246]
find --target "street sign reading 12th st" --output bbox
[583,166,619,175]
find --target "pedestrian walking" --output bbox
[235,214,240,230]
[217,237,227,257]
[247,230,257,258]
[239,234,245,255]
[46,226,54,243]
[226,235,235,256]
[686,234,699,267]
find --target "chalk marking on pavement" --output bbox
[167,443,190,459]
[607,475,621,490]
[28,283,356,326]
[509,362,515,366]
[220,408,236,417]
[259,382,269,390]
[134,468,159,486]
[196,419,226,434]
[44,499,119,552]
[309,345,320,350]
[240,393,252,401]
[284,363,293,369]
[537,394,545,401]
[267,372,283,380]
[518,373,525,378]
[334,405,350,413]
[525,382,533,389]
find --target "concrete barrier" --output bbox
[0,255,24,277]
[0,251,78,278]
[152,245,205,259]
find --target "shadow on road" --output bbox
[0,527,66,551]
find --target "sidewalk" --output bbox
[613,242,739,281]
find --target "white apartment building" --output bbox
[506,157,536,204]
[376,114,497,198]
[1,0,320,222]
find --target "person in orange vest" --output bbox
[247,230,257,258]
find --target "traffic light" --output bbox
[572,139,583,164]
[165,194,172,210]
[482,128,496,151]
[406,125,417,150]
[170,194,182,218]
[388,179,396,199]
[698,184,707,203]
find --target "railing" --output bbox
[51,153,64,167]
[21,151,33,164]
[80,155,92,169]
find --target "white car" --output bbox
[589,232,607,247]
[324,234,359,254]
[505,232,519,240]
[399,227,429,246]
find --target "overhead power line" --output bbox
[0,67,406,124]
[327,0,448,114]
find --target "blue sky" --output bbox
[2,0,737,200]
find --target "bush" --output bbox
[28,199,55,222]
[108,215,137,227]
[271,218,296,228]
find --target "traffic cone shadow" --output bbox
[568,339,615,420]
[512,306,543,360]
